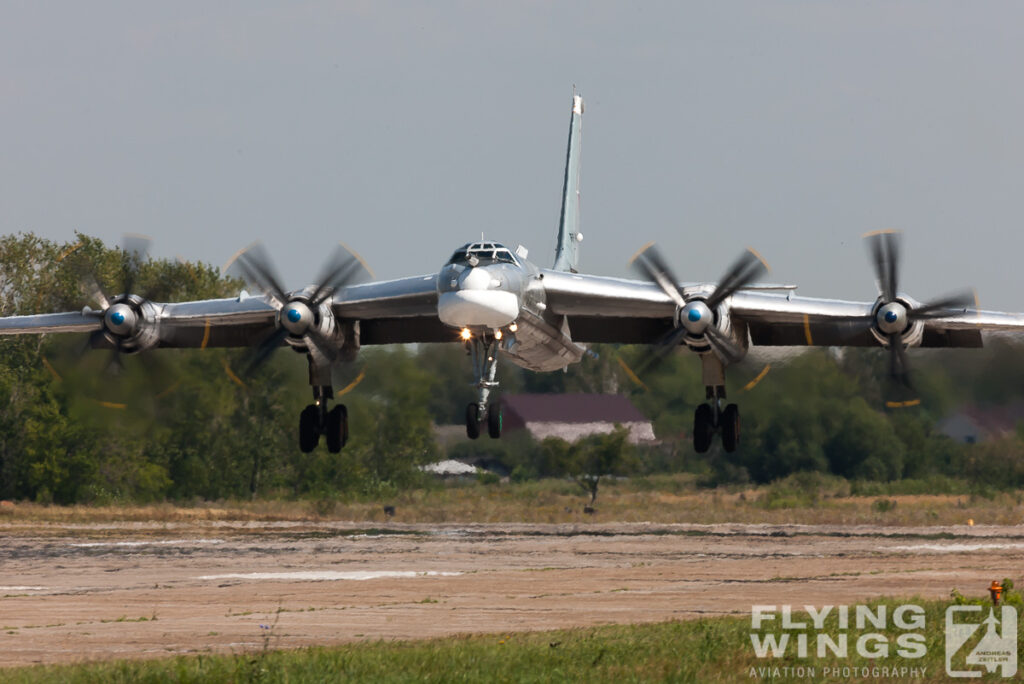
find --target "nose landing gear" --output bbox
[464,332,502,439]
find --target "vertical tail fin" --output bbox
[553,94,583,272]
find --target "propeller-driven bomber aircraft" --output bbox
[3,94,1024,454]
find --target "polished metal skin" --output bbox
[552,94,584,273]
[97,293,161,355]
[1,95,1024,448]
[281,300,315,336]
[437,243,525,330]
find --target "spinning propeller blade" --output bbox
[632,243,766,369]
[857,231,977,400]
[705,248,769,311]
[228,241,370,374]
[231,242,289,308]
[53,234,176,403]
[867,229,900,303]
[120,234,151,300]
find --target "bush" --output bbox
[871,498,897,513]
[757,472,851,509]
[477,472,500,486]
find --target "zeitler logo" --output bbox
[749,603,1019,679]
[750,605,927,659]
[946,605,1017,678]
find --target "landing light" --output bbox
[460,328,472,341]
[509,323,518,332]
[494,330,503,340]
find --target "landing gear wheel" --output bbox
[465,403,481,440]
[487,403,502,439]
[342,405,349,445]
[693,404,714,454]
[326,404,348,453]
[299,405,320,453]
[721,403,740,453]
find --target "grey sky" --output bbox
[2,2,1023,309]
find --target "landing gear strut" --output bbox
[464,333,502,439]
[692,388,739,454]
[299,357,348,454]
[692,354,740,453]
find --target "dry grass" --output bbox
[1,598,1001,683]
[1,475,1022,529]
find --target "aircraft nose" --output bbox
[438,266,518,329]
[459,267,500,291]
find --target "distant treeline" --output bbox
[0,232,1023,504]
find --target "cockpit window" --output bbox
[447,250,471,266]
[445,242,518,267]
[494,250,516,264]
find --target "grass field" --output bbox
[3,597,1016,683]
[1,473,1021,528]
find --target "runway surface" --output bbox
[1,520,1021,666]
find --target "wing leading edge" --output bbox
[0,272,449,348]
[4,268,1022,350]
[542,271,1024,347]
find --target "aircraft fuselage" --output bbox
[436,243,581,372]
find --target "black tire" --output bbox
[326,404,348,453]
[693,404,713,454]
[487,403,502,439]
[299,405,320,453]
[341,403,349,446]
[465,403,481,440]
[721,403,740,453]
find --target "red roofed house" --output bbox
[939,403,1024,444]
[500,393,656,444]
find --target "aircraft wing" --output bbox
[160,273,451,347]
[0,273,451,348]
[0,310,105,334]
[0,295,282,348]
[541,270,1024,347]
[731,291,1024,347]
[5,265,1024,351]
[331,273,452,344]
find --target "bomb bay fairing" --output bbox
[3,94,1024,453]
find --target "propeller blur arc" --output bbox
[228,241,371,375]
[631,243,766,369]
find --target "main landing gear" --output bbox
[692,387,739,454]
[299,355,348,454]
[299,385,349,454]
[464,332,502,439]
[692,354,740,454]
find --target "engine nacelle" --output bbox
[868,296,924,348]
[676,297,746,357]
[100,293,160,353]
[281,292,352,361]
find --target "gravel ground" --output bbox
[1,520,1020,666]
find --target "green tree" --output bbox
[545,426,634,505]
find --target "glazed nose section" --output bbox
[459,266,498,291]
[459,266,488,291]
[438,266,519,329]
